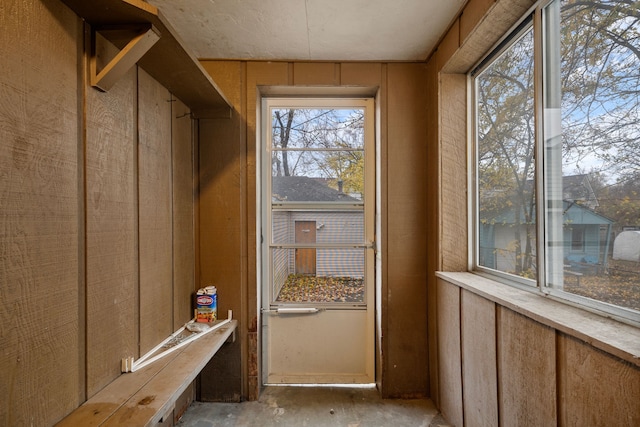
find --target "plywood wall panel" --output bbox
[172,97,195,329]
[558,334,640,426]
[340,62,381,87]
[0,0,81,424]
[138,69,173,354]
[384,63,429,397]
[498,307,557,426]
[198,61,246,401]
[439,74,467,272]
[436,19,460,72]
[85,45,137,397]
[461,290,498,427]
[460,0,496,45]
[425,56,441,407]
[436,279,464,427]
[444,0,535,73]
[293,62,339,86]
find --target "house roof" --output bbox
[271,176,359,202]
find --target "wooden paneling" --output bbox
[558,334,640,427]
[439,74,467,272]
[425,55,440,407]
[461,290,498,427]
[436,19,460,72]
[198,61,247,401]
[498,307,557,426]
[201,60,431,400]
[138,69,173,354]
[0,0,81,425]
[341,62,382,87]
[444,0,535,73]
[384,62,429,398]
[460,0,496,45]
[85,40,138,397]
[436,279,463,427]
[293,62,340,86]
[172,97,194,329]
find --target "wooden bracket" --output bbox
[90,24,160,91]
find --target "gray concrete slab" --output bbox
[177,386,439,427]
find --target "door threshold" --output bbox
[264,383,376,389]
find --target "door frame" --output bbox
[256,90,381,386]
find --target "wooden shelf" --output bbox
[61,0,231,118]
[57,320,237,426]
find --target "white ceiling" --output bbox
[147,0,466,61]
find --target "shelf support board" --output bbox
[91,24,160,91]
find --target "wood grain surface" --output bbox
[137,69,173,355]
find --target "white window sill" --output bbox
[436,271,640,368]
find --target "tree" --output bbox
[271,107,365,196]
[477,27,537,276]
[559,0,640,181]
[476,0,640,277]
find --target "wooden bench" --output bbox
[57,319,237,427]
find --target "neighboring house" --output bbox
[270,176,364,298]
[480,175,613,273]
[272,176,360,202]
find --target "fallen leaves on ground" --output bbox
[276,274,364,303]
[564,272,640,311]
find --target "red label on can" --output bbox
[197,295,213,305]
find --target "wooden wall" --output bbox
[1,0,196,424]
[198,60,430,400]
[429,0,640,425]
[435,278,640,426]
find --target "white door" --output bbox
[261,97,375,384]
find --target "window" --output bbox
[262,98,375,307]
[473,0,640,324]
[570,225,585,252]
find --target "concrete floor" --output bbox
[177,386,441,427]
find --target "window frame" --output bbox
[469,0,640,326]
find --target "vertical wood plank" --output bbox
[498,307,557,426]
[293,62,339,85]
[138,69,173,354]
[172,96,194,329]
[460,0,496,45]
[436,279,464,427]
[558,334,640,427]
[436,19,460,72]
[85,39,137,397]
[340,62,381,87]
[198,60,247,401]
[0,0,81,425]
[384,62,429,397]
[439,74,467,272]
[425,55,441,407]
[462,290,498,427]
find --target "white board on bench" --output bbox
[56,319,237,427]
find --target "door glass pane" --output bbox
[271,108,365,150]
[271,248,365,304]
[271,211,364,245]
[543,0,640,312]
[271,154,364,203]
[476,25,537,281]
[269,104,369,306]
